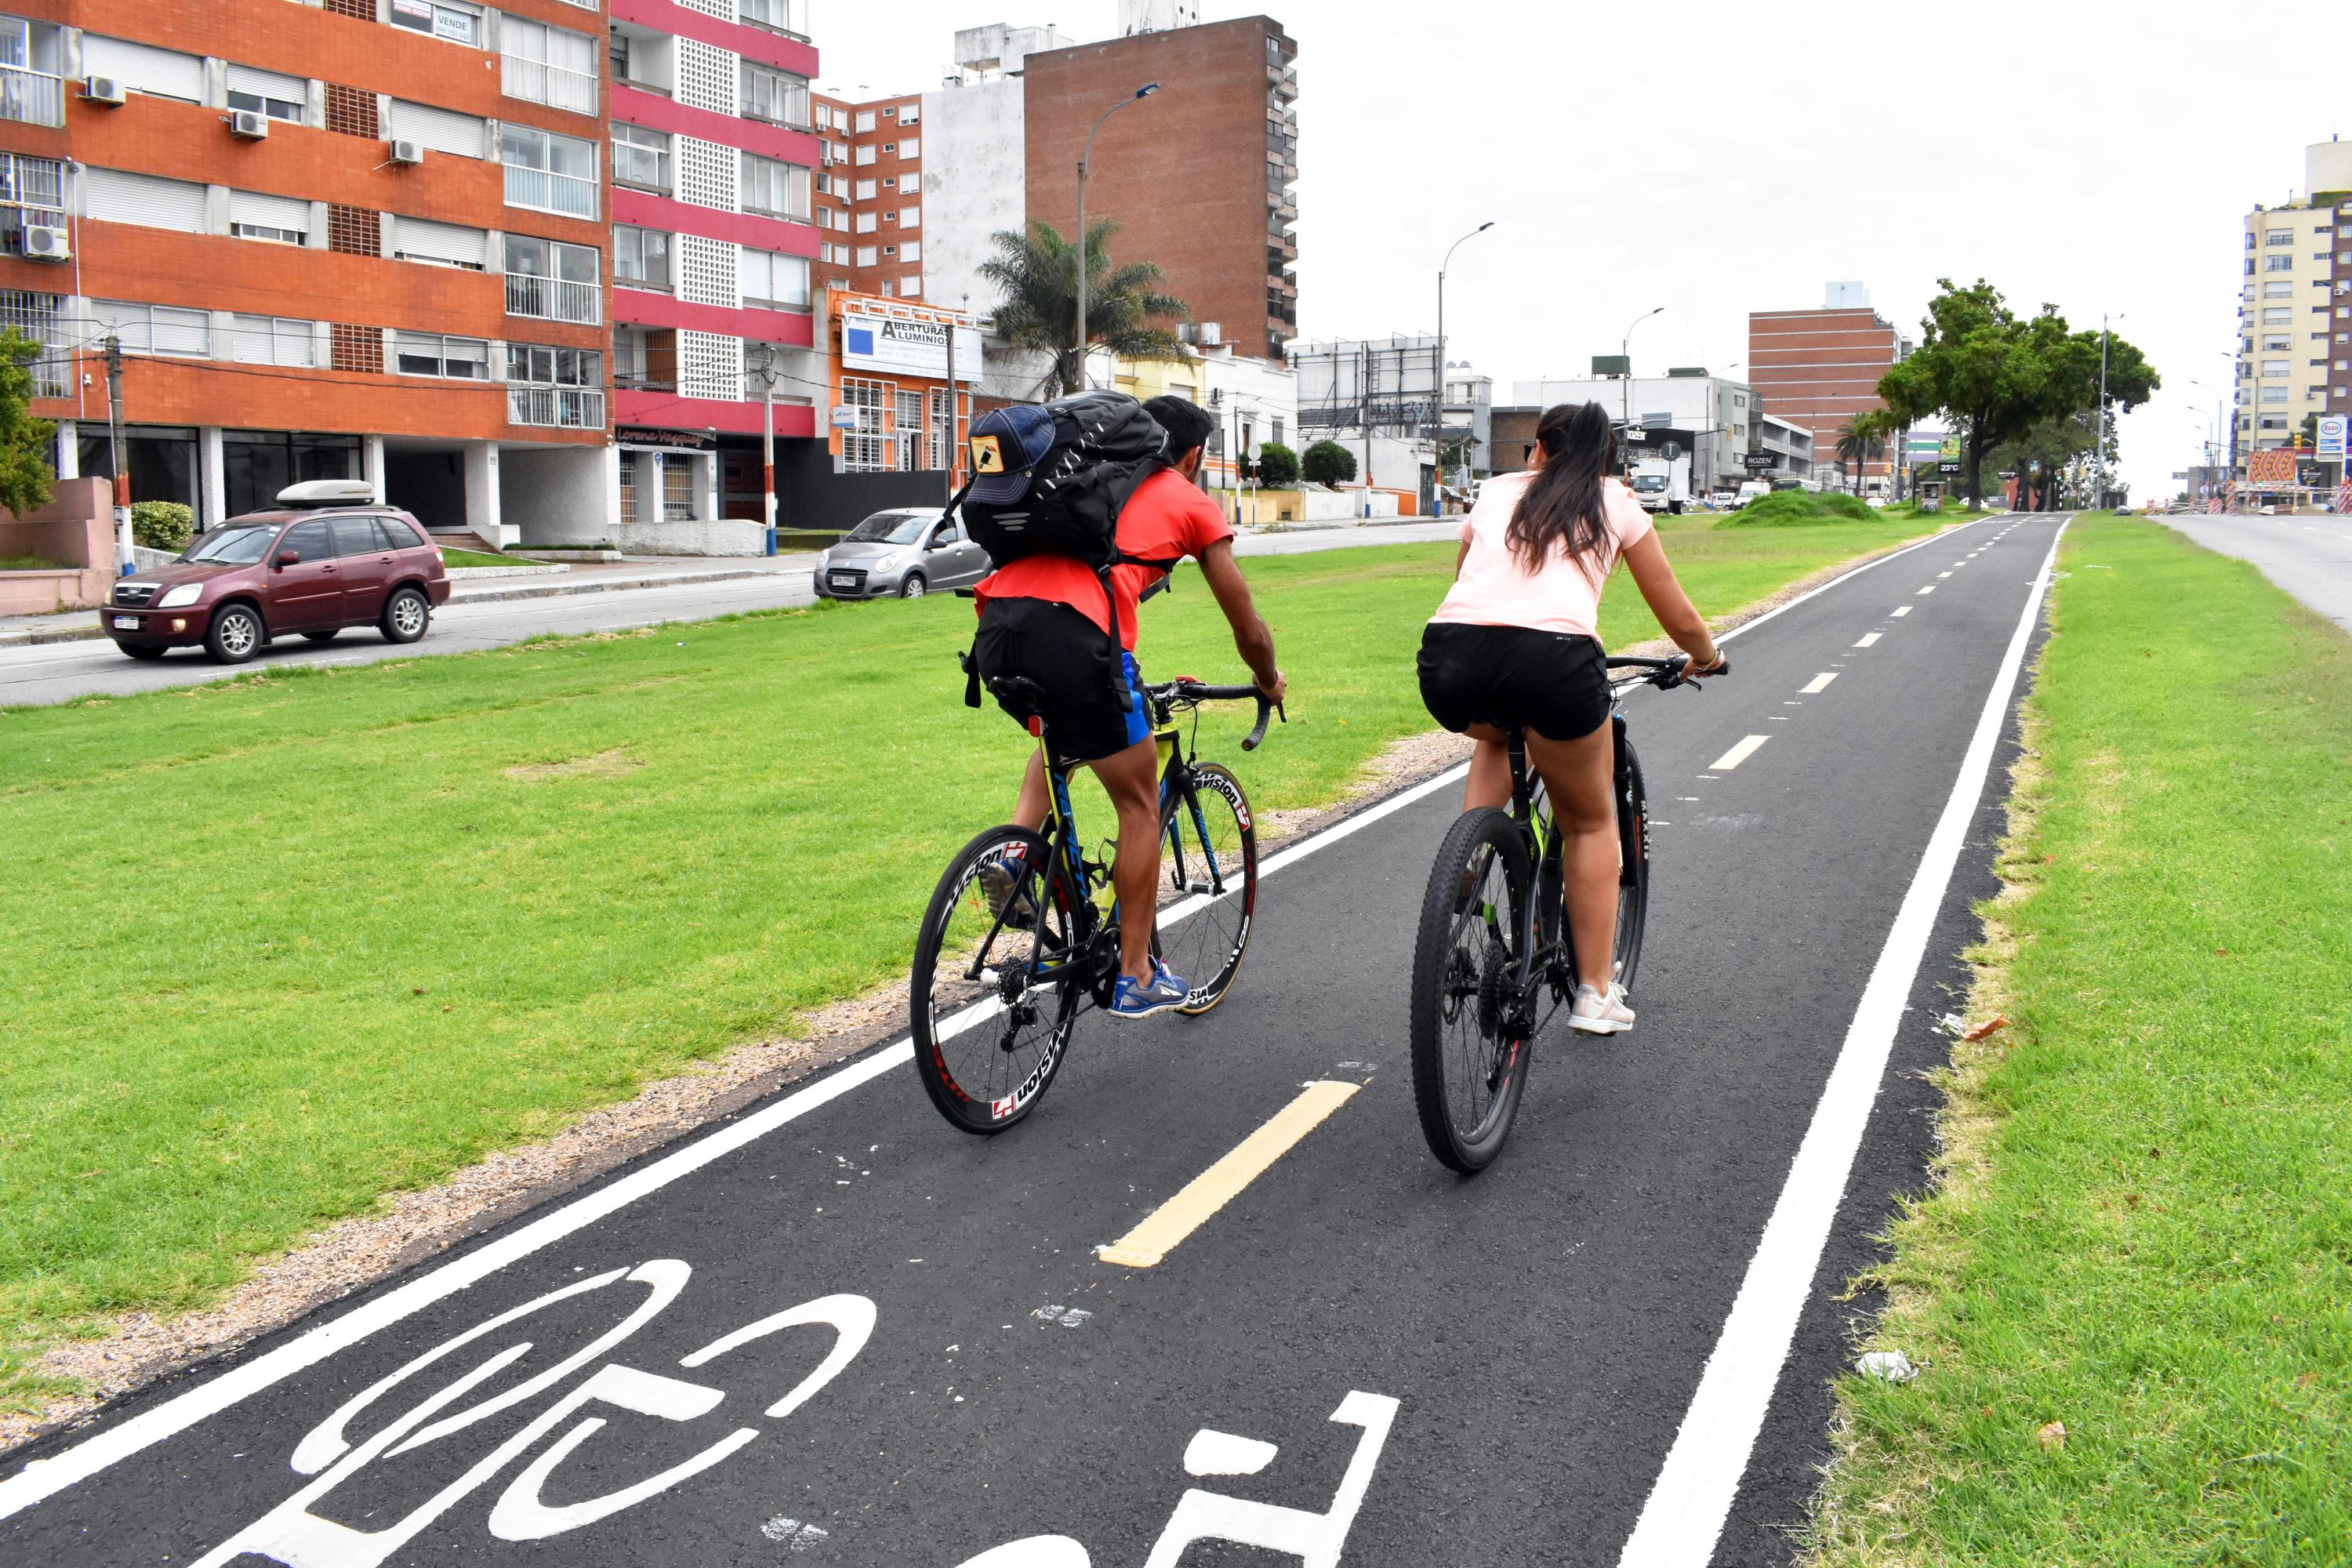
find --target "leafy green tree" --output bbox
[1876,279,2158,506]
[978,219,1192,398]
[0,328,56,518]
[1254,441,1300,487]
[1301,440,1357,486]
[1834,413,1889,495]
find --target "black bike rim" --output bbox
[918,833,1079,1129]
[1161,766,1257,1015]
[1432,836,1526,1152]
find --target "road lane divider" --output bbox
[1616,519,2071,1568]
[1890,606,1911,618]
[1707,735,1770,771]
[1916,586,1936,595]
[1800,674,1838,695]
[1097,1082,1363,1269]
[1853,633,1882,648]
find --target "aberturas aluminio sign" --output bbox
[840,311,981,383]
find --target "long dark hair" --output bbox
[1506,401,1617,576]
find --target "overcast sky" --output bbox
[817,0,2350,499]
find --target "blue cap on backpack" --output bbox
[966,404,1058,506]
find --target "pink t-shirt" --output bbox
[1428,471,1653,638]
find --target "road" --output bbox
[0,514,2061,1567]
[2162,510,2352,632]
[0,524,1461,710]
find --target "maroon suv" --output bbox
[102,491,451,664]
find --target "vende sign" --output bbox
[840,310,981,383]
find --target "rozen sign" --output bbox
[2247,448,2299,485]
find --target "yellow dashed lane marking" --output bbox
[1098,1080,1362,1269]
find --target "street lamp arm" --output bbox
[1071,83,1160,394]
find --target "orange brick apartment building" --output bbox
[1747,285,1910,493]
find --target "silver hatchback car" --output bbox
[813,508,991,600]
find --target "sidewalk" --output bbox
[0,554,822,648]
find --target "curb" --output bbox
[0,568,807,648]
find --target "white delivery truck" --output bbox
[1628,456,1691,515]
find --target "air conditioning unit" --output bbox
[387,139,424,166]
[82,74,126,106]
[1200,321,1222,346]
[229,109,270,140]
[21,225,70,261]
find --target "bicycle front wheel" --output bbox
[910,825,1083,1136]
[1160,762,1258,1016]
[1408,808,1536,1174]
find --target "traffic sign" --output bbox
[831,406,859,430]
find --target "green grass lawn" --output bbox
[1809,516,2352,1565]
[0,554,74,572]
[438,546,521,569]
[0,512,1941,1414]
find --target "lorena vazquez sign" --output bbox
[840,311,981,383]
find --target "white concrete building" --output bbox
[918,25,1073,321]
[1509,371,1759,490]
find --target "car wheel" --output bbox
[118,642,167,661]
[205,604,264,665]
[380,586,430,644]
[302,629,340,644]
[899,572,927,600]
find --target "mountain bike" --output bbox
[1406,653,1718,1173]
[911,677,1282,1135]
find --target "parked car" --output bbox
[1707,489,1737,509]
[813,507,988,600]
[100,481,450,664]
[1734,480,1773,507]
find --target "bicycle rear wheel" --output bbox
[1613,735,1650,992]
[1408,808,1536,1174]
[1159,763,1258,1016]
[911,825,1083,1135]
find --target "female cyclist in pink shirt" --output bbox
[1417,401,1726,1035]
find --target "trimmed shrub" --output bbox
[1301,440,1358,487]
[1254,441,1301,488]
[130,500,195,552]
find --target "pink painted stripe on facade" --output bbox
[612,187,821,259]
[613,285,815,347]
[611,83,820,166]
[608,0,820,78]
[615,388,817,439]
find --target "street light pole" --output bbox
[1621,306,1664,448]
[103,335,130,574]
[2092,312,2122,510]
[747,343,781,551]
[1436,221,1493,511]
[1073,82,1160,395]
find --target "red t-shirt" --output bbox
[974,469,1236,652]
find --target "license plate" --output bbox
[829,573,858,589]
[112,615,140,630]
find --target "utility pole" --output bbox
[2093,313,2114,510]
[748,343,779,552]
[103,335,131,575]
[1359,343,1374,518]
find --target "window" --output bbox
[2265,335,2291,351]
[901,138,920,159]
[900,205,920,227]
[901,240,920,263]
[830,140,848,163]
[855,211,878,234]
[387,99,487,158]
[501,124,598,219]
[740,60,808,127]
[392,214,488,268]
[227,64,307,122]
[394,332,489,378]
[2265,307,2293,325]
[2262,359,2290,377]
[661,456,692,519]
[855,245,878,267]
[883,176,895,189]
[387,0,481,47]
[506,343,604,429]
[855,144,877,166]
[841,376,887,470]
[879,279,893,297]
[882,243,895,256]
[613,224,672,291]
[739,247,810,310]
[80,34,202,102]
[2267,230,2295,245]
[741,153,810,220]
[900,171,921,195]
[900,274,920,297]
[894,389,924,470]
[738,0,810,37]
[2266,282,2293,299]
[832,108,848,131]
[611,123,672,191]
[0,151,62,252]
[504,235,601,325]
[501,18,597,115]
[229,189,311,246]
[855,111,877,133]
[1272,416,1285,447]
[855,179,877,200]
[2261,386,2289,404]
[232,314,316,368]
[93,300,210,358]
[883,143,895,154]
[2266,254,2293,273]
[900,103,920,126]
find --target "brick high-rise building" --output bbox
[0,0,613,543]
[1747,284,1908,495]
[1021,16,1297,360]
[809,86,924,303]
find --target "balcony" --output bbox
[1268,62,1298,102]
[508,385,606,429]
[0,64,62,128]
[502,56,598,117]
[506,273,601,325]
[504,165,598,220]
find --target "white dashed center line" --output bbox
[1890,606,1911,617]
[1853,633,1882,648]
[1916,586,1936,596]
[1937,572,1953,579]
[1708,735,1771,771]
[1800,673,1838,694]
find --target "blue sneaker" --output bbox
[976,847,1036,931]
[1109,960,1190,1021]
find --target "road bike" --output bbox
[911,675,1281,1134]
[1406,654,1715,1173]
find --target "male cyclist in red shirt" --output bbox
[971,394,1286,1018]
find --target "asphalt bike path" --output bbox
[1,514,2063,1566]
[0,524,1462,710]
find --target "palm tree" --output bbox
[1835,412,1889,496]
[979,219,1193,398]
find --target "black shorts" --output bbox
[1417,621,1610,742]
[973,597,1151,762]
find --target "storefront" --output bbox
[64,425,361,523]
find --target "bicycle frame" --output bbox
[1501,699,1646,1013]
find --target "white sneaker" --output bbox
[1569,983,1635,1036]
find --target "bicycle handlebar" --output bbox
[1606,652,1730,691]
[1152,681,1287,751]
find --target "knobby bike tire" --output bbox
[1614,737,1650,992]
[910,824,1083,1135]
[1408,807,1537,1174]
[1160,762,1259,1016]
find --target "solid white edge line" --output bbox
[1614,517,2071,1568]
[1,516,1995,1514]
[0,756,1475,1516]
